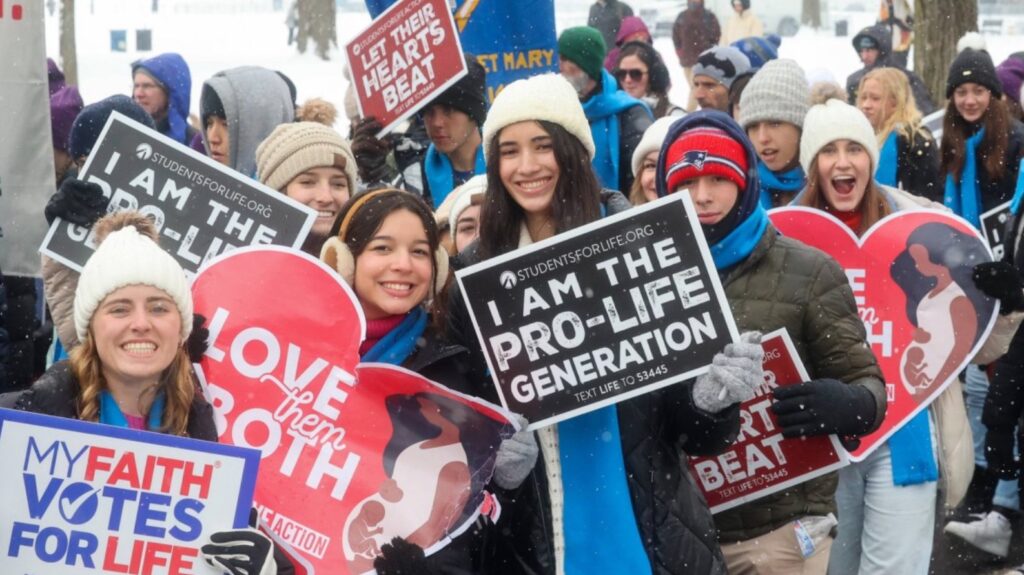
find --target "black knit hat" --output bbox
[947,48,1002,99]
[426,55,488,127]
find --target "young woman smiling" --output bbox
[15,211,293,575]
[256,119,359,256]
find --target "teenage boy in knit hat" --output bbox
[131,53,197,146]
[691,45,751,113]
[738,58,810,208]
[656,110,885,572]
[558,26,653,193]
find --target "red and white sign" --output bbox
[769,208,998,461]
[345,0,468,136]
[191,247,514,575]
[688,329,848,514]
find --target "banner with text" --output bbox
[0,407,259,574]
[456,193,740,429]
[346,0,467,136]
[688,329,848,514]
[40,112,316,278]
[770,208,998,461]
[192,247,514,575]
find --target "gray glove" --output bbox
[493,415,539,489]
[692,331,764,413]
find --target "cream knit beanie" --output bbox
[447,175,488,232]
[799,98,879,175]
[482,74,595,159]
[738,59,810,130]
[255,122,359,192]
[631,116,680,177]
[74,226,193,341]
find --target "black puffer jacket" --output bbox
[895,127,942,203]
[2,274,41,391]
[0,271,11,389]
[447,190,734,574]
[846,24,935,114]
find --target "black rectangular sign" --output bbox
[981,201,1012,261]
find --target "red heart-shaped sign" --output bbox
[191,247,511,574]
[769,208,998,461]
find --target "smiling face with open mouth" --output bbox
[354,209,434,321]
[498,121,561,226]
[285,166,351,239]
[816,139,872,213]
[91,285,182,397]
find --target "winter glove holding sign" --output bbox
[973,261,1024,314]
[201,528,277,575]
[772,379,877,439]
[493,414,539,489]
[44,178,108,227]
[692,331,764,413]
[350,117,394,184]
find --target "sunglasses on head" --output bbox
[615,68,646,82]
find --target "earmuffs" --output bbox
[320,189,450,296]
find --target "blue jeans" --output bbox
[829,429,937,575]
[965,364,1020,511]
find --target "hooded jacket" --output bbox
[846,25,935,114]
[201,66,295,178]
[603,16,651,72]
[132,53,196,146]
[657,112,886,543]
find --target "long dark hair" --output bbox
[890,222,994,343]
[616,41,672,116]
[382,392,510,528]
[940,96,1012,182]
[330,188,450,325]
[478,120,602,259]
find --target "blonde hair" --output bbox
[799,156,892,234]
[70,334,195,435]
[858,68,922,144]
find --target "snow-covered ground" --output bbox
[45,2,1024,137]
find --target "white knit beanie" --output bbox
[799,98,879,175]
[74,226,193,341]
[631,116,680,177]
[738,59,810,129]
[482,74,595,159]
[447,175,488,231]
[256,122,358,193]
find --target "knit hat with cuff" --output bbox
[482,74,595,159]
[256,122,359,192]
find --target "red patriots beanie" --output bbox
[664,127,748,193]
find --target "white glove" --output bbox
[493,415,539,489]
[692,331,764,413]
[201,528,277,575]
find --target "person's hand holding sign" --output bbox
[772,379,878,440]
[691,331,765,413]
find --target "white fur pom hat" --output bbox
[74,226,193,341]
[482,74,595,159]
[799,98,879,176]
[631,116,680,177]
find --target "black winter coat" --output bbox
[947,119,1024,215]
[895,128,942,203]
[2,274,42,391]
[446,191,734,574]
[846,24,935,115]
[0,271,11,389]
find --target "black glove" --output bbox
[973,261,1024,314]
[985,425,1019,480]
[373,537,432,575]
[771,379,877,438]
[187,313,210,362]
[201,529,277,575]
[350,117,392,184]
[44,178,108,227]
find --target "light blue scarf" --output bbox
[710,204,769,270]
[889,410,938,485]
[876,131,899,188]
[582,69,651,190]
[423,144,486,209]
[100,390,165,430]
[561,407,652,575]
[944,128,985,228]
[756,162,805,210]
[362,307,429,365]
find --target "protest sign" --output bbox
[40,112,316,278]
[456,193,739,430]
[346,0,467,136]
[688,329,848,514]
[770,207,998,461]
[0,1,52,277]
[980,201,1012,261]
[191,246,514,575]
[0,407,260,574]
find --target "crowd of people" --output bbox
[4,0,1024,574]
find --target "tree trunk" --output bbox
[914,0,977,106]
[59,0,77,86]
[802,0,821,29]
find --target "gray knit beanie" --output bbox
[692,47,751,89]
[738,59,810,130]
